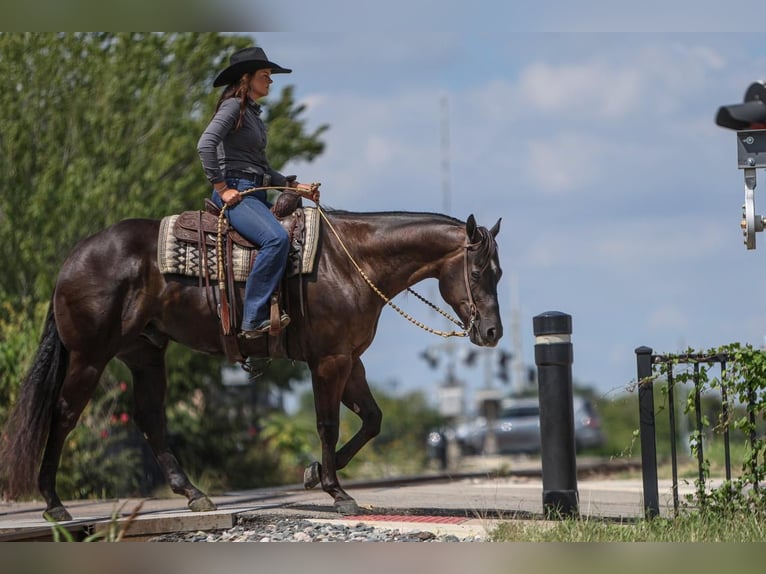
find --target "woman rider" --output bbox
[197,46,315,338]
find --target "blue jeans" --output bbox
[211,178,290,330]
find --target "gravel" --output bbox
[148,516,486,542]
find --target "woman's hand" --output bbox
[218,188,242,206]
[295,182,320,203]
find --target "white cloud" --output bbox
[523,132,607,194]
[465,40,728,127]
[518,60,642,118]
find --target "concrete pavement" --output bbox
[0,456,694,541]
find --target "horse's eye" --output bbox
[471,271,481,281]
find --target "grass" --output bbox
[50,501,144,542]
[489,510,766,542]
[484,441,766,542]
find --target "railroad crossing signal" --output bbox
[715,81,766,131]
[716,81,766,249]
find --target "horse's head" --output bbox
[440,214,503,347]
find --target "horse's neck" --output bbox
[345,214,464,292]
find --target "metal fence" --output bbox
[635,346,761,518]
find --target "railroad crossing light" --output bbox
[497,350,512,383]
[715,81,766,131]
[716,81,766,249]
[420,348,439,369]
[463,349,478,366]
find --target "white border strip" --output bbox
[535,334,571,345]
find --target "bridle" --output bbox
[461,225,497,332]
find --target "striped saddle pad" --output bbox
[157,207,321,282]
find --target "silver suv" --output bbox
[450,395,605,455]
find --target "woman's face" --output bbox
[248,69,273,99]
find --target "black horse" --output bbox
[0,208,503,520]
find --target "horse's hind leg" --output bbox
[117,340,216,513]
[39,353,106,521]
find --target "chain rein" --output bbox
[216,186,472,338]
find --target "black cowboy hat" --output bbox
[213,46,292,87]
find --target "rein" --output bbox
[316,208,471,338]
[216,187,475,339]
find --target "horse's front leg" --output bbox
[309,354,359,514]
[335,358,381,470]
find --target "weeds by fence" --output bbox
[636,342,766,518]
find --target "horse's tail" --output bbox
[0,303,68,499]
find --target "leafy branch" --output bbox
[649,343,766,514]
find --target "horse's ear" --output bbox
[490,218,502,238]
[466,214,478,240]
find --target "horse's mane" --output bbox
[321,209,496,265]
[321,208,463,227]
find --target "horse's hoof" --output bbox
[334,498,360,515]
[43,506,72,522]
[189,496,217,512]
[304,461,321,489]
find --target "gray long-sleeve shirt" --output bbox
[197,97,286,187]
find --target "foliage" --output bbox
[0,32,327,305]
[643,343,766,513]
[289,384,445,480]
[344,389,444,478]
[1,33,222,301]
[157,361,312,492]
[258,411,317,470]
[594,388,677,460]
[0,33,326,499]
[0,299,48,426]
[54,378,145,500]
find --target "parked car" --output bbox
[433,395,605,456]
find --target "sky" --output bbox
[211,8,766,415]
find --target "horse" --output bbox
[0,207,503,520]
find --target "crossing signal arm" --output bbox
[716,81,766,249]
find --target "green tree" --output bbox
[0,33,221,301]
[0,32,326,304]
[0,32,327,496]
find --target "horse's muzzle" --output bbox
[470,316,503,347]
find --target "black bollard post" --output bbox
[635,346,659,519]
[534,311,579,518]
